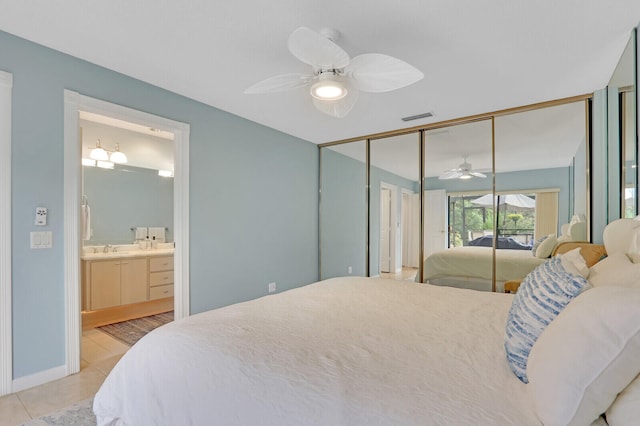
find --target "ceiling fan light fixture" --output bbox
[310,79,347,101]
[459,173,472,180]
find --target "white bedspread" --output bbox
[422,246,546,283]
[94,277,540,425]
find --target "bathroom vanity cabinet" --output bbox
[82,252,174,316]
[89,258,148,310]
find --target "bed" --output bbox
[94,277,541,425]
[419,246,546,292]
[93,219,640,426]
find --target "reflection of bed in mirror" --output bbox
[418,216,588,292]
[418,246,545,292]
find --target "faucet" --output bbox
[103,244,112,253]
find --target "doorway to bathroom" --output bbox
[64,91,190,377]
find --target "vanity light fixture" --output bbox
[89,140,109,161]
[89,139,128,164]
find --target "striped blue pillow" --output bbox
[504,256,590,383]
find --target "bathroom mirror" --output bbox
[319,140,367,279]
[80,116,175,246]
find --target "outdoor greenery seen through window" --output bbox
[448,193,536,248]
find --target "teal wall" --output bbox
[2,30,318,379]
[320,149,366,279]
[83,165,174,245]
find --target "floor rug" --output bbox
[98,311,173,346]
[21,398,95,425]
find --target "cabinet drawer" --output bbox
[149,256,173,272]
[150,284,174,300]
[150,270,173,287]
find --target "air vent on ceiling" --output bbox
[401,112,433,122]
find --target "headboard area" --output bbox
[602,218,640,256]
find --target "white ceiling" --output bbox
[0,2,638,145]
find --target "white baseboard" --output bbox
[12,365,67,393]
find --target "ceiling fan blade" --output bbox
[439,171,462,180]
[312,80,360,118]
[346,53,423,93]
[288,27,350,69]
[470,171,487,178]
[244,73,314,94]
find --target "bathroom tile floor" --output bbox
[0,329,129,426]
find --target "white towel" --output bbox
[81,205,91,241]
[135,227,148,240]
[148,227,166,243]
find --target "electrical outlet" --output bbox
[348,266,353,274]
[268,282,276,293]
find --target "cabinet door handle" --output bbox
[121,262,129,265]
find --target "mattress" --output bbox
[93,277,540,425]
[422,246,546,284]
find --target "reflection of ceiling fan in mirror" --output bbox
[439,157,487,180]
[244,27,424,118]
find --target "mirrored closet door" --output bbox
[494,101,589,291]
[422,119,494,289]
[369,133,420,281]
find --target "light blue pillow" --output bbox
[504,256,590,383]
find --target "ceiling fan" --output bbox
[244,27,424,118]
[439,157,487,180]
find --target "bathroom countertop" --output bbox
[81,248,175,261]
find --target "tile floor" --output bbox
[380,267,418,281]
[0,329,130,426]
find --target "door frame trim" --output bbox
[63,91,190,375]
[0,70,13,396]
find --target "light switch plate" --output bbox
[30,231,52,249]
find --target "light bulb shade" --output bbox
[459,173,472,180]
[90,147,109,161]
[310,79,348,100]
[109,151,127,164]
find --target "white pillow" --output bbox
[588,253,640,288]
[527,286,640,426]
[606,374,640,426]
[559,247,590,278]
[535,234,557,259]
[602,219,640,256]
